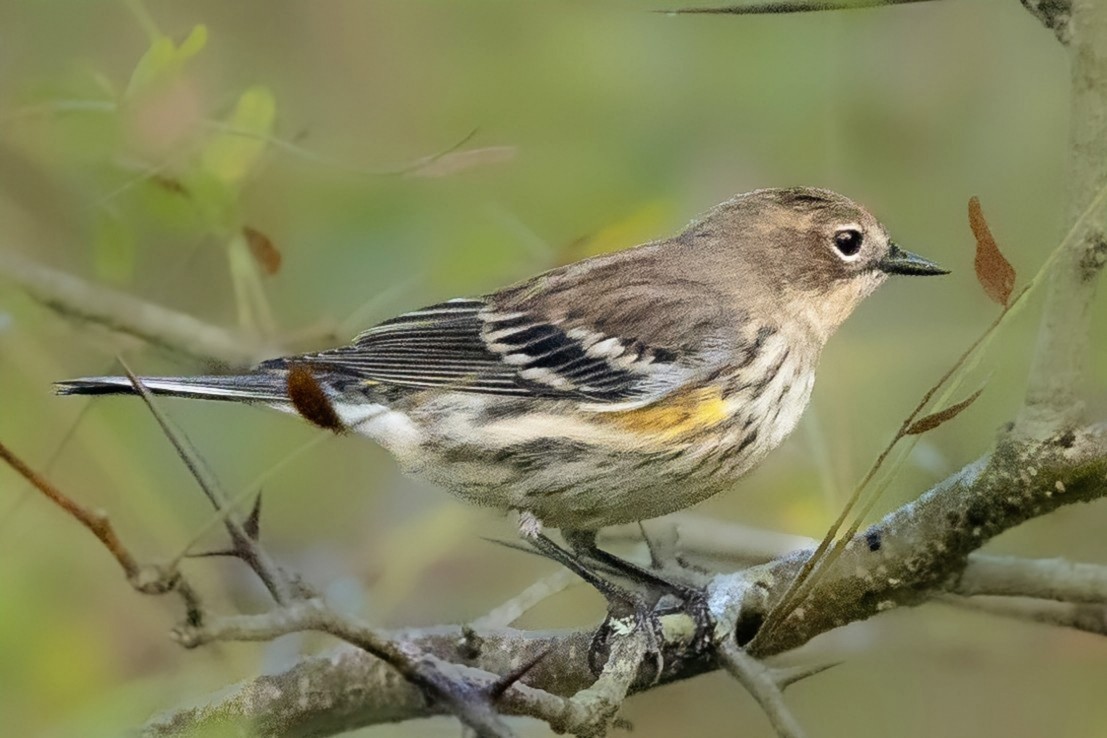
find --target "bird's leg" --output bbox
[562,528,703,603]
[515,511,666,612]
[523,532,667,681]
[522,531,646,613]
[514,510,633,603]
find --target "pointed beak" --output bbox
[877,242,949,276]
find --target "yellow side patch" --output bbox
[598,386,730,442]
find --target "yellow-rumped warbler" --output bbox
[57,187,945,569]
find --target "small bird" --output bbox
[57,187,946,579]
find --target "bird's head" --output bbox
[688,186,948,341]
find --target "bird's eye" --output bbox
[834,229,864,259]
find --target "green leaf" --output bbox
[124,36,176,98]
[176,24,208,62]
[93,211,137,284]
[123,25,207,99]
[200,86,276,185]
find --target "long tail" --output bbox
[54,373,288,403]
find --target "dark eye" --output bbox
[834,229,863,258]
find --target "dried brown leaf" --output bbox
[905,387,984,435]
[287,364,344,432]
[968,196,1015,306]
[407,146,516,178]
[243,225,282,276]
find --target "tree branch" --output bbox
[718,640,808,738]
[0,249,279,367]
[608,518,1107,607]
[1019,0,1107,432]
[956,554,1107,603]
[938,595,1107,636]
[145,423,1107,736]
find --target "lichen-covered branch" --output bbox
[145,423,1107,737]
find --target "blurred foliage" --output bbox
[0,1,1105,737]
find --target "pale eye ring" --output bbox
[834,229,864,259]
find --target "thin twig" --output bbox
[0,439,143,581]
[121,363,297,604]
[718,639,808,738]
[937,595,1107,637]
[956,555,1107,604]
[169,432,331,566]
[0,438,205,622]
[472,569,579,630]
[661,0,938,16]
[0,249,276,367]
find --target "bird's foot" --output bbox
[588,594,669,683]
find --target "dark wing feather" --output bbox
[266,252,741,406]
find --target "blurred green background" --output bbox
[1,1,1105,736]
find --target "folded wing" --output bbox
[268,267,742,408]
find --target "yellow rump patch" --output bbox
[598,386,730,442]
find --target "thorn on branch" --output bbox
[487,647,553,701]
[121,365,298,605]
[243,492,263,539]
[771,660,843,690]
